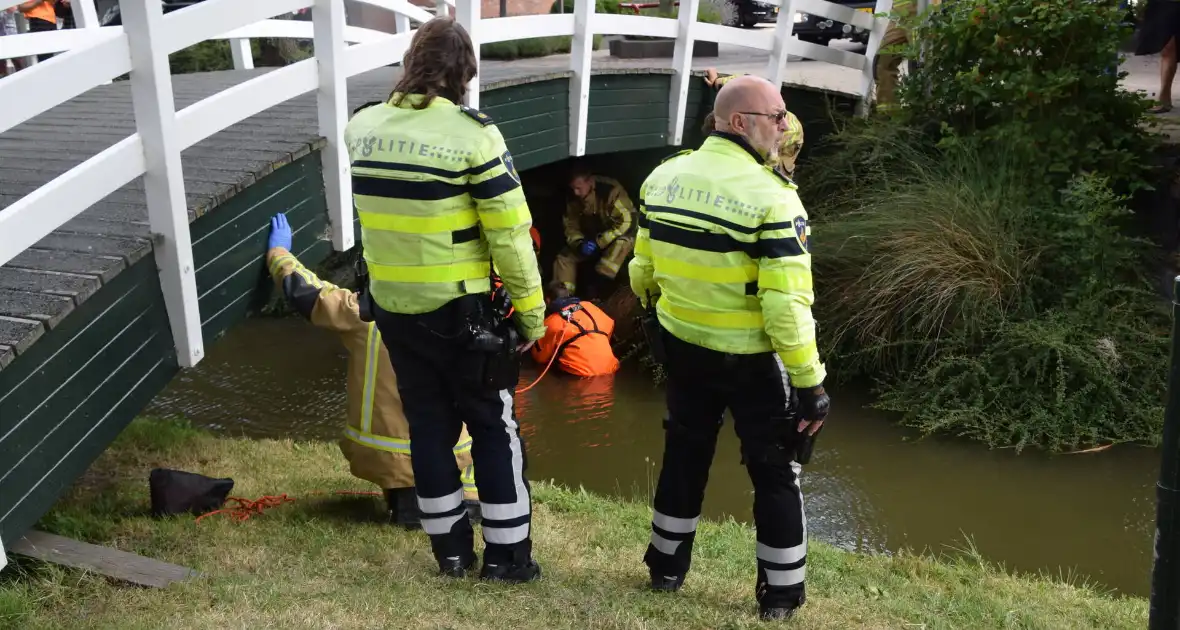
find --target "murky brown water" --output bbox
[146,317,1160,597]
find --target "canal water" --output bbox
[145,316,1160,597]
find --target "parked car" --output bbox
[791,0,875,46]
[727,0,779,28]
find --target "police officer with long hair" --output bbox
[343,17,546,583]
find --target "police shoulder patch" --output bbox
[460,106,495,126]
[793,215,809,252]
[351,100,384,116]
[501,150,521,184]
[660,149,693,164]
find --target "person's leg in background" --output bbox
[1156,37,1177,113]
[26,16,57,62]
[595,236,633,283]
[552,246,583,295]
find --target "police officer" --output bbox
[343,17,546,583]
[630,75,830,621]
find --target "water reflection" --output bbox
[147,317,1159,596]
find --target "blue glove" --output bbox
[268,213,292,251]
[579,239,599,258]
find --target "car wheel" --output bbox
[741,15,758,28]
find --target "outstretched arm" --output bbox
[265,213,364,334]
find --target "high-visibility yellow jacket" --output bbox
[266,247,476,498]
[628,133,826,389]
[343,93,546,341]
[564,175,636,249]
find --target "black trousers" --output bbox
[373,295,532,566]
[645,328,808,609]
[27,18,56,62]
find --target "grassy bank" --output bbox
[0,420,1147,629]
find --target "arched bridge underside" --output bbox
[0,62,855,545]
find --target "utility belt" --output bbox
[463,295,521,391]
[357,255,520,390]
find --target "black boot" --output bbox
[480,559,542,583]
[384,488,421,529]
[438,552,479,578]
[650,571,684,592]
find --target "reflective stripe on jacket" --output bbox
[343,93,545,340]
[564,175,636,249]
[530,299,620,378]
[266,246,477,497]
[628,133,826,388]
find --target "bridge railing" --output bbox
[0,0,891,369]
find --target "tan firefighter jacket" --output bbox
[267,247,476,499]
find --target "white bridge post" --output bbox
[121,0,204,368]
[455,0,480,108]
[858,0,893,115]
[667,0,699,146]
[71,0,100,28]
[230,39,254,70]
[314,0,355,251]
[568,0,593,156]
[764,0,796,87]
[395,13,411,34]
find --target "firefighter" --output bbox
[343,18,545,582]
[552,165,637,296]
[530,286,620,378]
[704,69,805,179]
[264,213,479,527]
[629,75,830,621]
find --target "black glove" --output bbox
[796,385,830,424]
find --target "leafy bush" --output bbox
[894,0,1156,193]
[481,35,603,60]
[806,118,1168,452]
[170,41,235,74]
[877,305,1168,452]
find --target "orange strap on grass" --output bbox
[195,490,383,523]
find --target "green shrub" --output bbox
[877,304,1168,452]
[170,40,234,74]
[811,121,1039,375]
[481,34,603,60]
[806,118,1168,452]
[894,0,1156,193]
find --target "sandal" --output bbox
[1150,104,1174,114]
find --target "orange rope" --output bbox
[195,490,382,524]
[515,325,567,394]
